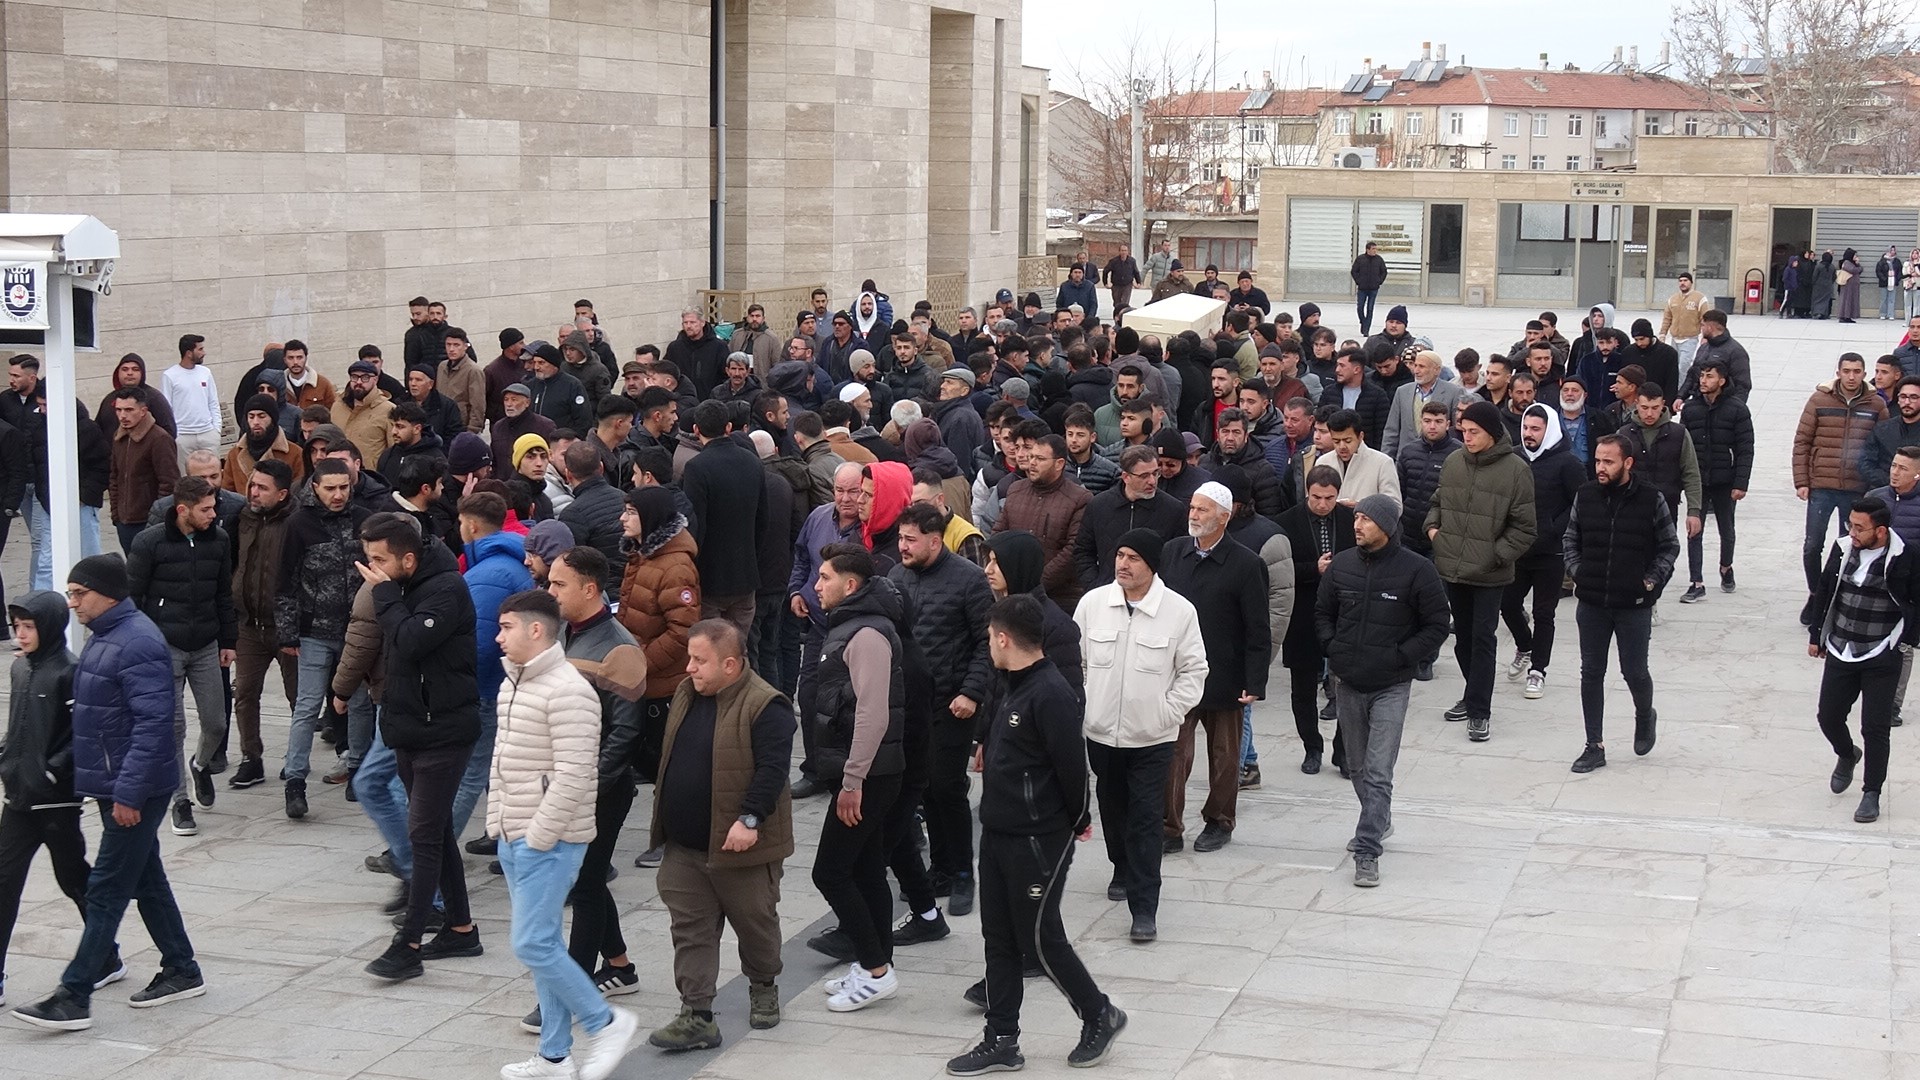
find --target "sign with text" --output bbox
[0,262,47,329]
[1571,179,1626,201]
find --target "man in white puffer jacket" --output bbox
[490,589,641,1080]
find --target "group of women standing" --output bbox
[1779,245,1920,322]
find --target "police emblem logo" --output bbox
[2,265,37,323]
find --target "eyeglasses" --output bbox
[1125,469,1157,480]
[63,587,91,601]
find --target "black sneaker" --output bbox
[893,910,951,947]
[419,925,483,960]
[593,962,640,997]
[962,979,988,1010]
[1633,709,1658,756]
[520,1005,542,1034]
[1571,745,1607,774]
[285,779,308,820]
[947,1030,1024,1076]
[1443,699,1470,722]
[127,968,206,1008]
[366,934,423,981]
[1162,835,1183,855]
[947,873,975,917]
[1721,567,1736,593]
[1299,752,1319,776]
[929,870,954,898]
[489,860,503,876]
[463,835,497,856]
[1679,583,1707,604]
[790,774,827,799]
[11,987,91,1031]
[94,953,127,989]
[382,883,409,915]
[227,756,265,788]
[367,850,403,879]
[394,906,446,933]
[170,799,197,836]
[189,757,216,808]
[1067,1003,1127,1067]
[633,845,663,868]
[806,926,858,962]
[1414,661,1434,681]
[1466,716,1491,742]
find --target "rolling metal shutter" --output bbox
[1814,207,1919,255]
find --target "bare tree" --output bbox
[1669,0,1918,172]
[1059,32,1220,214]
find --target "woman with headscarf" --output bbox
[1905,248,1920,319]
[983,530,1083,688]
[902,417,972,522]
[614,484,699,796]
[1837,247,1864,323]
[1780,253,1803,317]
[1812,250,1838,319]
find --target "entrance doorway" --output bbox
[1577,205,1621,309]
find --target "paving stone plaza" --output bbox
[1,306,1913,1079]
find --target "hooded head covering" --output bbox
[252,367,289,401]
[562,330,593,361]
[523,519,574,564]
[7,590,70,660]
[1587,303,1616,335]
[1518,403,1564,462]
[902,418,944,461]
[623,485,683,551]
[768,360,813,398]
[985,529,1046,597]
[854,291,881,335]
[861,460,912,549]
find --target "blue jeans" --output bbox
[1883,287,1900,319]
[1803,488,1857,593]
[1240,703,1258,767]
[282,636,342,781]
[500,837,611,1059]
[22,489,101,592]
[354,723,413,876]
[345,686,375,771]
[61,795,198,1003]
[452,700,496,841]
[1356,289,1378,335]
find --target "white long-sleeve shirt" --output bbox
[162,362,221,435]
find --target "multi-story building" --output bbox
[1320,45,1767,172]
[1146,79,1331,212]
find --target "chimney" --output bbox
[1630,45,1639,68]
[1540,52,1550,71]
[1362,56,1371,72]
[1422,41,1432,61]
[1613,46,1623,63]
[1661,42,1670,65]
[1437,43,1447,63]
[1262,70,1273,90]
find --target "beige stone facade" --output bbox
[0,0,1041,405]
[1259,136,1920,311]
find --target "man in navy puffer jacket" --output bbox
[13,555,205,1032]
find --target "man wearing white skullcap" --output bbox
[1155,479,1272,854]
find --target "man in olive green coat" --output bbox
[1424,400,1537,743]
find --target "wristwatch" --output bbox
[737,813,761,830]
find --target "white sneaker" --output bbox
[826,965,898,1012]
[1524,670,1545,699]
[575,1005,640,1080]
[821,961,863,996]
[501,1055,575,1080]
[1506,651,1531,680]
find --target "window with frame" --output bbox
[1200,120,1229,141]
[1531,112,1548,136]
[1683,115,1699,135]
[1275,120,1316,145]
[1448,111,1464,135]
[1504,112,1520,136]
[1501,154,1517,169]
[1644,112,1662,135]
[1566,155,1582,170]
[1567,113,1583,136]
[1333,110,1352,135]
[1595,113,1608,138]
[1530,154,1546,170]
[1404,112,1424,136]
[1195,238,1255,271]
[1246,165,1261,183]
[1366,110,1386,134]
[1200,163,1221,182]
[1245,121,1267,144]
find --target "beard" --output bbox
[343,385,365,405]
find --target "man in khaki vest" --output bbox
[647,619,796,1052]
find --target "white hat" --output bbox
[1194,481,1234,513]
[838,383,869,403]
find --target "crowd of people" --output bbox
[0,266,1905,1077]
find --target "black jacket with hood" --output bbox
[374,537,480,750]
[1516,405,1590,556]
[1,591,79,810]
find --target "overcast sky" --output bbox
[1024,0,1712,97]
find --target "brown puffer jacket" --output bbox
[992,472,1092,609]
[330,581,387,704]
[616,526,701,700]
[1793,382,1887,493]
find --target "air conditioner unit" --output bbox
[1332,146,1379,169]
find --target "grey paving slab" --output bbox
[0,305,1913,1078]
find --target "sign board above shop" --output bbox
[1571,179,1626,201]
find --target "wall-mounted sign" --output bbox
[0,262,47,329]
[1571,179,1626,201]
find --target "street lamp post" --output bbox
[1131,77,1146,262]
[1238,109,1248,213]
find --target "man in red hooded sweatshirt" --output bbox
[859,461,913,571]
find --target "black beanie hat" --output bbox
[1115,528,1165,574]
[68,554,130,602]
[245,393,281,419]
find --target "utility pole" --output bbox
[1131,77,1145,263]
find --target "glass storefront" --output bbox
[1286,197,1461,302]
[1503,202,1736,309]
